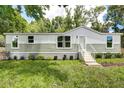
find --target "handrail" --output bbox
[78,44,85,57]
[89,44,96,52]
[89,44,96,58]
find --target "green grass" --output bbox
[0,60,124,88]
[96,58,124,63]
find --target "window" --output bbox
[12,36,18,48]
[57,36,71,48]
[28,36,34,43]
[107,36,113,48]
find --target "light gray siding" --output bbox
[6,44,78,52]
[86,44,121,53]
[4,26,122,59]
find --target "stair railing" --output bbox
[89,44,96,59]
[78,44,85,58]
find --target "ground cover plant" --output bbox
[96,58,124,67]
[0,60,124,88]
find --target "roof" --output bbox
[4,32,63,35]
[64,26,123,35]
[4,26,123,35]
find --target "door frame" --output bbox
[79,36,86,49]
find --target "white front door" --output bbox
[79,36,85,49]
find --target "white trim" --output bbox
[27,35,35,44]
[106,35,114,49]
[4,26,122,36]
[11,36,19,49]
[4,33,62,35]
[85,36,87,50]
[56,35,72,49]
[79,36,86,49]
[63,26,122,35]
[11,52,77,53]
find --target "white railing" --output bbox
[89,44,96,58]
[89,44,96,52]
[78,44,85,58]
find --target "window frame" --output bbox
[57,35,72,49]
[106,35,113,49]
[11,36,19,49]
[28,36,34,44]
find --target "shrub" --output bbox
[69,56,73,60]
[76,53,80,60]
[122,53,124,58]
[63,55,67,60]
[95,53,103,58]
[114,53,123,58]
[36,55,45,60]
[104,53,112,58]
[13,56,17,60]
[8,56,12,60]
[54,56,57,60]
[28,54,35,60]
[47,56,53,60]
[20,56,25,60]
[111,54,115,58]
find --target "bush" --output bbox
[114,53,123,58]
[104,53,112,58]
[76,53,80,60]
[13,56,17,60]
[69,56,73,60]
[111,54,115,58]
[95,53,124,59]
[20,56,25,60]
[28,54,35,60]
[47,56,53,60]
[8,56,12,60]
[63,55,67,60]
[54,56,57,60]
[122,53,124,58]
[95,53,103,58]
[36,55,45,60]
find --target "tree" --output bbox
[107,5,124,32]
[0,6,28,34]
[29,18,54,33]
[51,16,65,32]
[89,6,106,32]
[64,8,73,31]
[106,5,124,48]
[17,5,49,21]
[73,5,89,27]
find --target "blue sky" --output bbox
[20,6,34,23]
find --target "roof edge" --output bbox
[64,26,123,35]
[4,26,123,35]
[4,33,63,35]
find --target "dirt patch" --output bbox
[101,62,124,67]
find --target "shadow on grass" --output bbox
[0,60,68,82]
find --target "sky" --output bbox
[20,5,124,32]
[21,5,106,24]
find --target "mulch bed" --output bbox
[101,62,124,67]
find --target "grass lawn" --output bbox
[96,58,124,63]
[0,60,124,88]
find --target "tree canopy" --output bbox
[1,5,124,34]
[0,6,28,34]
[106,5,124,32]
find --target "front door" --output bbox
[79,36,85,49]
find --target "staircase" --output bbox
[79,45,102,67]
